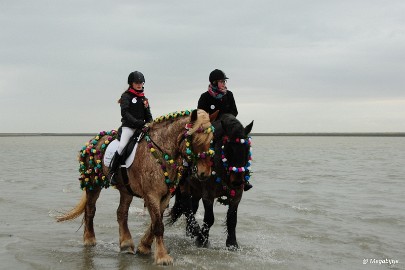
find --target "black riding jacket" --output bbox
[120,91,153,129]
[197,90,238,117]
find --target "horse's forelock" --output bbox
[189,110,213,149]
[193,132,213,151]
[186,110,211,136]
[221,114,245,139]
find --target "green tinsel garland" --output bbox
[78,130,118,190]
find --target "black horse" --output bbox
[168,113,253,249]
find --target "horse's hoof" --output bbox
[83,238,96,246]
[195,238,210,248]
[120,246,135,254]
[186,223,201,239]
[186,230,200,239]
[120,239,135,254]
[226,241,239,251]
[155,254,173,265]
[136,244,152,255]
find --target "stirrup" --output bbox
[108,172,117,186]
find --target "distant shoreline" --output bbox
[1,132,405,137]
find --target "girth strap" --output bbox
[120,166,138,197]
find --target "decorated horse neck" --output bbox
[144,110,215,193]
[221,136,252,173]
[211,134,253,205]
[146,110,214,160]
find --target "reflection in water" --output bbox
[81,246,95,270]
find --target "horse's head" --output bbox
[180,109,215,180]
[219,114,254,187]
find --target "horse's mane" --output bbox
[217,113,245,139]
[148,109,213,150]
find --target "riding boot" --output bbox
[108,151,121,186]
[244,182,253,191]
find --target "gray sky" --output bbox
[1,0,405,133]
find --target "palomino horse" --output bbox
[57,109,215,265]
[169,113,253,249]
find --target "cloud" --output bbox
[1,0,405,132]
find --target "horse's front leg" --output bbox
[195,198,214,248]
[139,194,173,265]
[155,194,173,265]
[182,193,201,238]
[226,202,240,249]
[117,190,135,253]
[84,188,101,246]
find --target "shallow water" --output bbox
[0,136,404,269]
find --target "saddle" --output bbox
[117,127,144,162]
[104,128,144,169]
[114,127,145,197]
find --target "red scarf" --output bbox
[208,84,227,99]
[128,88,145,97]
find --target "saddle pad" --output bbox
[104,139,138,168]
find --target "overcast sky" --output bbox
[1,0,405,133]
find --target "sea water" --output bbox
[0,135,404,270]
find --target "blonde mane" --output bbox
[189,109,213,151]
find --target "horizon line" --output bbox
[1,132,405,137]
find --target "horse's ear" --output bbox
[209,110,219,122]
[191,109,198,122]
[244,120,254,135]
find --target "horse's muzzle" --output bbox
[193,171,209,182]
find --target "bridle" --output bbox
[220,136,252,177]
[212,135,253,205]
[144,123,215,193]
[182,123,215,177]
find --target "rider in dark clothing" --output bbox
[107,71,153,185]
[120,87,152,129]
[198,69,252,191]
[197,69,238,117]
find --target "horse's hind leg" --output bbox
[137,223,153,255]
[117,190,135,253]
[84,187,102,246]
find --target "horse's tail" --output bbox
[56,191,87,222]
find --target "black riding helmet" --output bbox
[209,69,229,84]
[128,71,145,84]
